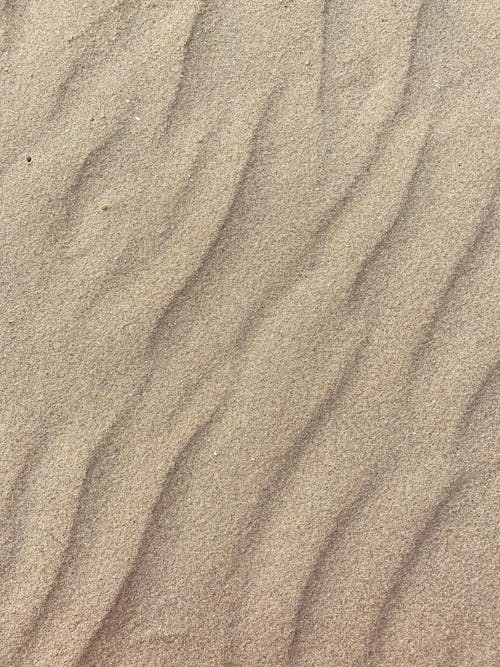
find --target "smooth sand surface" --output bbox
[1,1,499,665]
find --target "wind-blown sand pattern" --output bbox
[1,1,499,665]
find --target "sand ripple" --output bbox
[0,1,498,665]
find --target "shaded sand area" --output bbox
[1,1,499,665]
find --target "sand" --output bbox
[0,1,499,665]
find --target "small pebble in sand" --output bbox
[101,203,109,211]
[26,156,32,163]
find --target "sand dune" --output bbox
[1,1,499,665]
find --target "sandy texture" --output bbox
[1,1,499,665]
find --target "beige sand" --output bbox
[1,1,499,665]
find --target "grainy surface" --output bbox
[0,1,499,666]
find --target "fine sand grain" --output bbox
[1,1,499,666]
